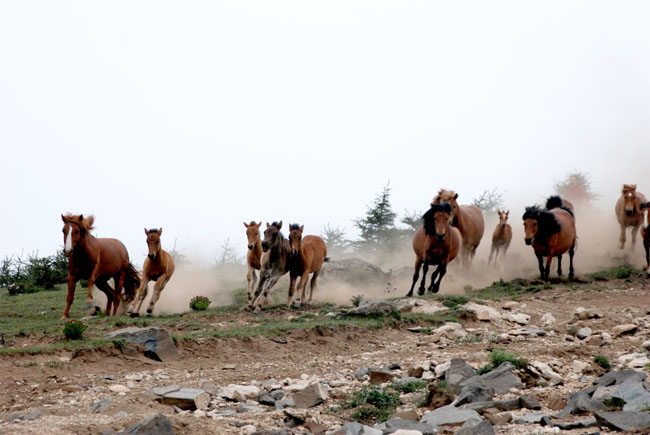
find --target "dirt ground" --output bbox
[1,273,650,434]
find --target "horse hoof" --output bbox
[253,307,261,315]
[129,312,140,318]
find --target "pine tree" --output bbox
[354,183,398,248]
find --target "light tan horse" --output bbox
[243,221,263,302]
[127,228,175,317]
[287,224,328,307]
[488,210,512,266]
[641,202,650,276]
[407,203,462,296]
[615,184,647,250]
[432,189,484,266]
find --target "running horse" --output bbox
[127,228,175,317]
[243,221,263,302]
[522,203,576,281]
[287,224,329,307]
[432,189,484,267]
[407,203,461,296]
[61,214,140,319]
[615,184,647,250]
[488,210,512,266]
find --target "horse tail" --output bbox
[546,195,564,211]
[123,263,141,303]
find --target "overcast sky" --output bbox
[2,1,649,263]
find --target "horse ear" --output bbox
[79,214,84,221]
[243,221,249,228]
[61,214,66,223]
[453,193,459,200]
[277,221,283,229]
[299,225,304,233]
[266,222,270,228]
[257,221,262,228]
[159,227,163,235]
[144,228,149,235]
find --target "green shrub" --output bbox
[351,295,363,307]
[391,380,426,394]
[189,295,211,311]
[488,348,528,370]
[63,320,87,340]
[7,282,25,296]
[343,386,400,423]
[593,354,611,369]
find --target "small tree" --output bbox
[471,188,506,216]
[400,209,423,232]
[321,224,349,254]
[354,182,398,249]
[214,238,243,269]
[553,170,598,207]
[168,239,188,266]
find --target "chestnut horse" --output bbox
[407,203,461,296]
[615,184,647,250]
[522,205,576,281]
[432,189,484,267]
[641,202,650,276]
[488,210,512,266]
[243,221,263,302]
[248,221,293,312]
[287,224,329,307]
[61,214,140,319]
[127,228,175,317]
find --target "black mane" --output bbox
[545,195,574,218]
[423,202,452,236]
[148,228,160,233]
[248,220,257,226]
[289,223,301,231]
[522,205,561,238]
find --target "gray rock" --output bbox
[321,258,389,284]
[280,396,296,408]
[121,413,174,435]
[454,385,495,405]
[104,375,118,380]
[258,391,276,406]
[421,404,482,427]
[7,411,43,423]
[238,403,265,413]
[292,382,328,408]
[149,386,180,396]
[208,409,237,417]
[555,388,604,418]
[576,327,592,339]
[595,370,646,387]
[594,410,650,431]
[458,362,522,395]
[513,412,547,424]
[369,368,395,385]
[445,358,477,393]
[455,419,495,435]
[461,397,520,412]
[270,390,285,400]
[329,421,382,435]
[541,415,597,430]
[382,418,437,434]
[106,327,177,362]
[355,366,370,380]
[612,379,650,412]
[158,388,210,410]
[519,394,541,410]
[91,398,111,413]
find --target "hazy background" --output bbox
[2,1,650,267]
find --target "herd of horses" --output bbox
[58,184,650,320]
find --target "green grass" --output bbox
[342,386,400,424]
[585,264,640,282]
[593,354,611,369]
[478,348,528,374]
[390,380,426,394]
[470,278,553,301]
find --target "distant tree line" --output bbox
[0,250,68,293]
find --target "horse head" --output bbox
[61,213,93,257]
[144,228,163,260]
[262,221,283,252]
[423,202,453,241]
[522,206,541,245]
[288,224,304,256]
[498,210,509,229]
[243,221,262,250]
[523,206,560,245]
[432,189,459,219]
[622,184,638,216]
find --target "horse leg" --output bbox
[407,258,423,297]
[129,278,150,317]
[253,271,281,312]
[544,254,553,282]
[556,255,563,277]
[249,270,269,309]
[62,273,78,319]
[293,273,309,308]
[147,278,167,316]
[432,264,448,293]
[287,274,298,308]
[535,251,545,281]
[569,244,575,280]
[418,262,429,296]
[251,270,258,300]
[94,278,114,315]
[86,265,101,309]
[631,223,641,251]
[428,265,441,293]
[246,265,254,302]
[619,223,626,249]
[308,269,321,304]
[113,273,126,316]
[488,246,495,266]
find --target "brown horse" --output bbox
[407,203,462,296]
[243,221,263,302]
[615,184,647,250]
[641,202,650,276]
[248,221,293,312]
[432,189,484,266]
[522,205,576,281]
[546,195,575,217]
[127,228,175,317]
[287,224,328,307]
[61,214,140,319]
[488,210,512,266]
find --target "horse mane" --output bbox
[62,213,95,232]
[289,224,301,231]
[148,228,160,233]
[422,203,452,236]
[270,221,284,239]
[432,189,457,204]
[523,205,561,238]
[248,220,257,226]
[545,195,574,218]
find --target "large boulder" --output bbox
[121,413,174,435]
[459,362,523,395]
[594,411,650,432]
[320,258,389,285]
[106,327,177,362]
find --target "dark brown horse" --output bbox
[287,224,328,307]
[432,189,484,267]
[522,205,576,281]
[407,203,461,296]
[488,210,512,266]
[61,214,140,319]
[248,221,293,312]
[243,221,263,302]
[615,184,647,250]
[641,202,650,276]
[127,228,175,317]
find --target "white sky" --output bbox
[2,1,650,263]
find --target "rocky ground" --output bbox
[2,275,650,434]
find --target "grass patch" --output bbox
[436,295,468,308]
[44,360,63,368]
[470,278,553,301]
[478,348,528,374]
[585,264,639,282]
[604,397,625,410]
[391,380,426,394]
[593,354,611,369]
[342,386,400,424]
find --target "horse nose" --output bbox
[148,253,155,260]
[501,224,506,229]
[626,209,633,216]
[524,238,532,245]
[247,244,253,250]
[436,233,445,241]
[261,242,269,251]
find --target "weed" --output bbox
[438,295,468,308]
[391,380,426,394]
[63,320,87,340]
[463,284,473,292]
[488,348,528,370]
[604,397,625,410]
[476,364,492,375]
[44,360,63,368]
[189,296,211,311]
[593,355,611,369]
[342,386,400,424]
[351,295,363,307]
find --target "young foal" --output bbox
[243,221,263,302]
[249,221,292,312]
[287,224,328,307]
[128,228,175,317]
[641,202,650,276]
[522,205,576,281]
[615,184,647,250]
[407,203,461,296]
[488,210,512,266]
